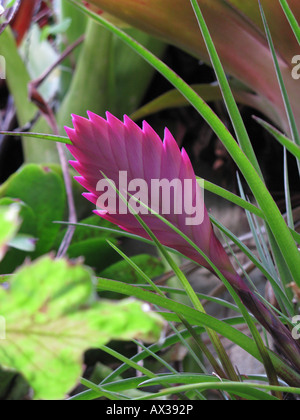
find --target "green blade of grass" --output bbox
[190,0,263,179]
[283,148,295,229]
[210,215,294,315]
[199,178,264,218]
[259,1,300,147]
[97,277,300,387]
[136,380,298,401]
[253,117,300,161]
[0,131,71,145]
[138,284,241,314]
[67,0,300,285]
[125,188,300,375]
[279,0,300,44]
[102,172,239,382]
[104,240,216,377]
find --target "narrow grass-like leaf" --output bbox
[105,240,212,377]
[199,178,264,218]
[80,378,130,400]
[0,131,71,145]
[283,148,295,229]
[190,0,262,179]
[279,0,300,44]
[99,345,156,379]
[259,1,300,147]
[102,173,238,381]
[253,117,300,161]
[97,278,300,387]
[67,0,300,285]
[136,381,298,401]
[138,284,240,314]
[210,216,294,315]
[127,187,300,374]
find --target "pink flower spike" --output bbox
[65,112,300,374]
[65,112,235,277]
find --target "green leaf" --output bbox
[66,238,121,273]
[0,198,37,274]
[69,0,300,285]
[56,215,121,245]
[259,1,300,147]
[111,29,166,116]
[0,205,21,261]
[0,27,58,163]
[57,20,114,131]
[97,278,300,387]
[100,254,165,298]
[130,83,283,127]
[0,164,66,258]
[100,254,165,284]
[253,117,300,161]
[0,256,164,400]
[279,0,300,44]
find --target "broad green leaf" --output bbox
[57,20,113,131]
[19,24,59,102]
[111,29,166,116]
[0,205,21,261]
[0,198,37,274]
[100,254,165,284]
[0,256,164,400]
[55,215,121,245]
[66,238,121,273]
[100,254,165,299]
[60,0,88,97]
[0,164,66,258]
[54,215,122,273]
[0,27,58,163]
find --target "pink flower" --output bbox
[65,111,236,279]
[65,112,300,377]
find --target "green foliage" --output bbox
[0,256,164,400]
[1,0,300,401]
[0,165,66,273]
[0,204,21,261]
[100,254,165,298]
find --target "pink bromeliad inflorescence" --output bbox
[65,112,237,281]
[65,111,300,376]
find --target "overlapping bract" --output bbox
[66,112,300,377]
[66,112,235,277]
